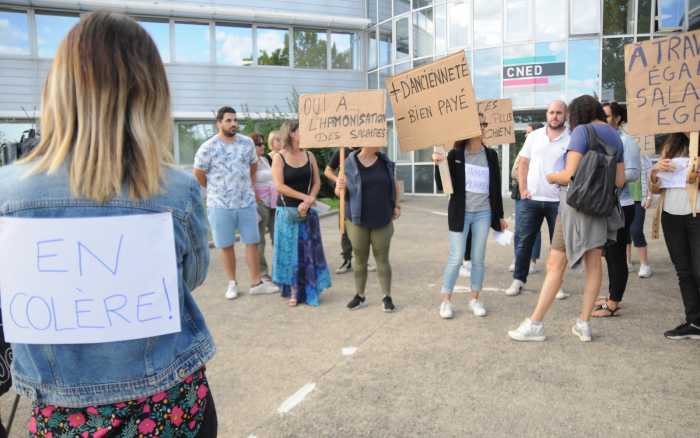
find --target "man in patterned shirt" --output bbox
[193,106,279,299]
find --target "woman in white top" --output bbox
[254,133,277,281]
[650,133,700,340]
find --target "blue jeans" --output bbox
[514,199,559,283]
[514,199,541,260]
[442,209,491,293]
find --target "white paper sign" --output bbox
[492,229,514,246]
[464,164,490,194]
[0,213,181,344]
[657,158,690,189]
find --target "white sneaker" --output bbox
[529,261,540,274]
[627,262,635,273]
[572,319,592,342]
[469,299,487,317]
[225,281,239,300]
[439,301,454,319]
[508,260,515,272]
[638,264,652,278]
[555,289,570,300]
[508,318,545,341]
[459,261,472,278]
[249,281,279,295]
[505,279,524,296]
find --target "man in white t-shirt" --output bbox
[506,100,570,297]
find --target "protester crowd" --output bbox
[0,11,697,438]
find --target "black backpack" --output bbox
[566,124,618,216]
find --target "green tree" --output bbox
[294,30,327,68]
[258,32,290,66]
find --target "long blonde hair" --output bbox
[279,120,300,150]
[23,11,173,202]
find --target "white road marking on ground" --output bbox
[430,211,448,216]
[342,346,357,356]
[453,286,505,293]
[277,383,316,414]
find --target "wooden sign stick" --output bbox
[339,147,346,234]
[434,145,453,195]
[687,131,699,217]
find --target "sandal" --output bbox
[288,294,298,307]
[592,302,620,317]
[595,296,622,309]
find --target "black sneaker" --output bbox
[664,323,700,340]
[335,260,352,274]
[347,294,366,310]
[382,296,395,313]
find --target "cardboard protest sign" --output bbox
[624,30,700,135]
[299,90,387,149]
[0,214,180,344]
[477,99,515,146]
[385,51,481,152]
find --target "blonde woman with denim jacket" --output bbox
[1,12,217,437]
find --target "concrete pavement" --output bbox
[2,196,698,437]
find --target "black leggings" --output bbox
[605,205,635,302]
[196,391,218,437]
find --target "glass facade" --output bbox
[366,0,696,194]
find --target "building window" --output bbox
[215,23,252,66]
[413,7,434,58]
[177,122,216,165]
[36,12,79,58]
[434,2,448,55]
[414,165,434,193]
[473,47,501,100]
[657,0,685,30]
[368,71,378,89]
[396,165,413,193]
[369,26,378,70]
[690,0,700,31]
[414,147,433,163]
[0,9,30,56]
[567,38,600,102]
[138,20,170,63]
[415,0,433,8]
[257,27,289,66]
[0,121,34,145]
[379,0,392,22]
[533,41,566,106]
[449,0,472,49]
[387,120,397,160]
[503,44,536,108]
[602,37,632,102]
[294,28,327,69]
[395,61,411,73]
[535,0,567,41]
[396,16,410,62]
[174,22,210,63]
[637,0,652,33]
[331,32,356,69]
[379,21,392,67]
[378,67,393,117]
[368,0,378,24]
[474,0,502,47]
[395,0,410,15]
[603,0,636,35]
[570,0,601,34]
[505,0,532,43]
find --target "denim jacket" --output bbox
[0,163,215,407]
[344,151,396,225]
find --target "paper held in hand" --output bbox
[0,213,181,344]
[385,51,481,152]
[624,30,700,135]
[299,90,387,149]
[657,157,690,189]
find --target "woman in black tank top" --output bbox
[278,152,312,208]
[271,121,332,307]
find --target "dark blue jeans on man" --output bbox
[513,199,559,283]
